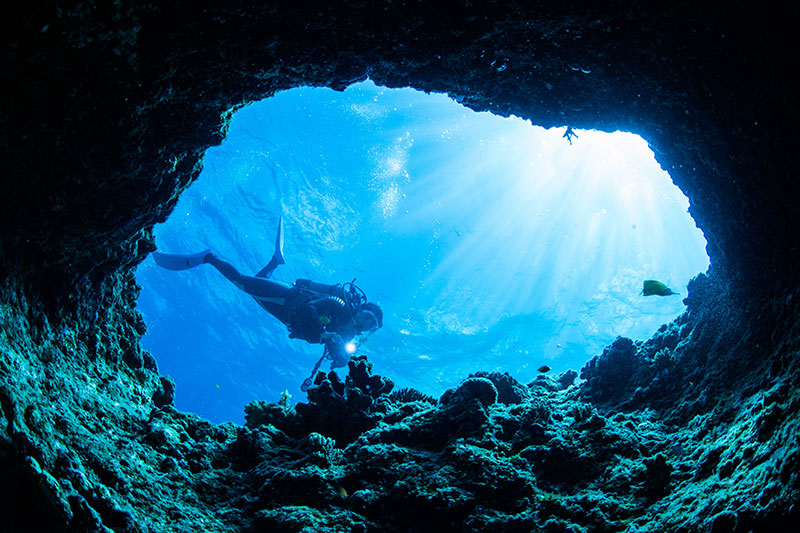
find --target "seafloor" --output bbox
[1,2,798,532]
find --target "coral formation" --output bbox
[1,2,798,531]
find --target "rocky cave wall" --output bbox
[1,1,799,531]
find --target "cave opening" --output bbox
[135,80,709,424]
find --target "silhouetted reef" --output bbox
[2,2,799,531]
[1,273,797,531]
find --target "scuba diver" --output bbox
[151,217,383,391]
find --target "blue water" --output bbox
[135,80,709,424]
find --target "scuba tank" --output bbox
[294,278,368,319]
[294,279,344,298]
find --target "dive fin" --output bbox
[152,250,211,271]
[256,216,286,278]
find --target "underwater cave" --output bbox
[1,2,798,532]
[136,81,709,424]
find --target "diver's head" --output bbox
[355,302,383,333]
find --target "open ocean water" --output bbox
[135,80,709,424]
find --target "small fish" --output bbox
[537,365,551,373]
[641,280,678,296]
[215,384,220,389]
[335,486,348,498]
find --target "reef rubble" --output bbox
[1,272,797,531]
[2,2,799,531]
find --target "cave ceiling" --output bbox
[2,2,797,310]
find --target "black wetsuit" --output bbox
[283,281,352,340]
[204,254,356,366]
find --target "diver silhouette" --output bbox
[152,217,383,391]
[563,126,578,145]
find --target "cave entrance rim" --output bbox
[137,80,709,424]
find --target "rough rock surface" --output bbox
[1,2,798,531]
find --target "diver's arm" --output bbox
[308,299,352,367]
[324,338,351,369]
[320,331,342,343]
[306,296,348,342]
[305,298,340,343]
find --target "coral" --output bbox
[470,371,530,404]
[302,432,343,467]
[151,376,175,408]
[388,387,437,405]
[245,355,394,447]
[345,355,395,399]
[557,369,578,389]
[439,376,498,409]
[580,337,641,403]
[641,453,672,500]
[253,506,371,533]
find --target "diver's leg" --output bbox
[256,254,284,279]
[203,253,292,318]
[202,253,245,284]
[255,216,285,279]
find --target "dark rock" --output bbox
[345,355,394,399]
[152,375,176,408]
[246,355,394,446]
[387,387,437,405]
[440,376,498,409]
[695,446,725,480]
[141,350,158,372]
[557,369,578,389]
[527,374,564,393]
[368,387,494,451]
[122,345,144,370]
[471,371,530,404]
[229,426,277,471]
[67,494,105,531]
[710,510,738,533]
[642,453,672,500]
[244,399,293,430]
[253,506,371,532]
[580,337,640,402]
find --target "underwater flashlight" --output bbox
[345,341,357,354]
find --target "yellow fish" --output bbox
[641,280,678,296]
